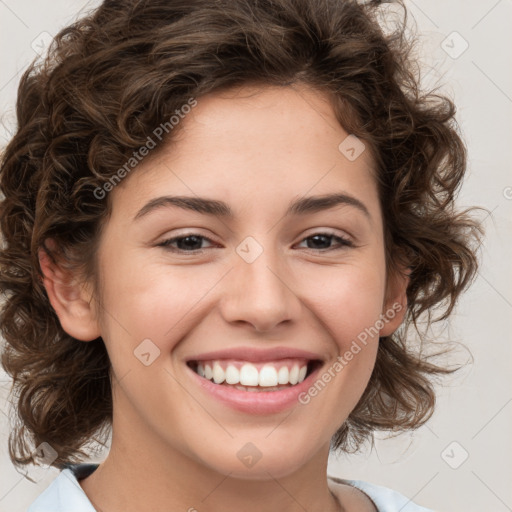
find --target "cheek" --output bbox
[296,268,385,421]
[96,251,221,358]
[298,261,387,348]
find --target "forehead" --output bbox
[110,84,380,225]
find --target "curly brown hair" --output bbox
[0,0,482,471]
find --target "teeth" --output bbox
[193,360,310,388]
[233,384,291,392]
[289,365,299,385]
[212,362,225,384]
[258,366,278,387]
[239,363,259,386]
[225,364,239,384]
[277,366,289,384]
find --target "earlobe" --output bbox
[379,264,410,337]
[38,242,101,342]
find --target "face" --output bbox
[52,84,406,480]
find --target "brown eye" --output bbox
[296,232,354,251]
[158,234,216,253]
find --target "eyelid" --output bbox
[300,227,354,242]
[157,229,355,254]
[295,231,355,250]
[157,232,219,252]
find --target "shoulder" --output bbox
[328,475,438,512]
[27,464,98,512]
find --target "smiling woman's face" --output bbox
[76,84,406,479]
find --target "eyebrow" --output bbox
[133,192,371,221]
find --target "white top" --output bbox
[27,464,436,512]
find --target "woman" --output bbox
[0,0,481,510]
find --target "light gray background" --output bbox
[1,1,511,511]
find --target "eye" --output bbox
[157,234,217,253]
[295,232,354,252]
[157,231,354,254]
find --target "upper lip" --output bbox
[186,346,325,363]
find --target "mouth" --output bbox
[186,358,323,392]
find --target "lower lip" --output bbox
[186,363,322,414]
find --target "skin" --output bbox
[39,83,408,512]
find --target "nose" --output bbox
[219,242,302,333]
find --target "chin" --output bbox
[197,441,319,481]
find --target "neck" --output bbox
[79,409,342,512]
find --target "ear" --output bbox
[38,240,101,342]
[379,262,410,337]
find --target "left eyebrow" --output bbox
[287,193,371,219]
[132,193,371,222]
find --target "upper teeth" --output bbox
[195,361,308,387]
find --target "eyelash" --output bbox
[157,231,354,254]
